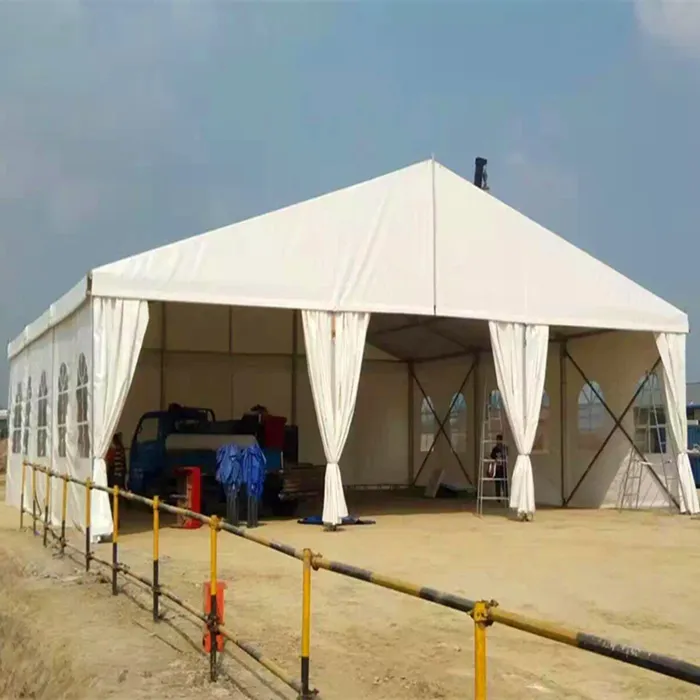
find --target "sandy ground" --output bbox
[0,475,291,700]
[2,483,700,699]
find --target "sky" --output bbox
[1,0,700,401]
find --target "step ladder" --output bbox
[476,389,509,516]
[618,456,645,511]
[619,371,678,512]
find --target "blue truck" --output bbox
[127,403,324,517]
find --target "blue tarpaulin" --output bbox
[216,443,267,500]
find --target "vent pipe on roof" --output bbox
[474,157,488,191]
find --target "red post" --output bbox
[203,580,227,652]
[173,467,202,529]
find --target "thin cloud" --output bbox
[634,0,700,58]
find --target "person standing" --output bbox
[489,434,509,502]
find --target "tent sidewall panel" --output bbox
[565,330,670,509]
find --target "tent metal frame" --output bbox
[562,353,679,509]
[147,302,680,510]
[409,359,477,487]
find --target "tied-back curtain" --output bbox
[302,310,370,526]
[655,332,700,514]
[91,298,149,537]
[489,322,549,519]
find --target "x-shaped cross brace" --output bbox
[411,362,476,487]
[563,353,678,509]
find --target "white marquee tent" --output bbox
[6,159,699,537]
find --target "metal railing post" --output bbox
[31,463,37,535]
[112,486,119,596]
[472,601,490,700]
[153,495,160,621]
[209,515,220,682]
[300,548,313,699]
[19,462,26,530]
[43,469,51,547]
[60,475,68,555]
[85,478,92,572]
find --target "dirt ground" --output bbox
[0,475,291,700]
[1,483,699,700]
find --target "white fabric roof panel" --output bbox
[91,162,436,317]
[91,158,686,334]
[433,163,687,333]
[10,158,689,359]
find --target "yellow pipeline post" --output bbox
[31,464,37,535]
[472,601,490,700]
[85,478,92,572]
[112,486,119,596]
[300,548,312,699]
[209,515,220,682]
[19,462,26,530]
[152,496,160,622]
[60,476,68,556]
[43,469,51,547]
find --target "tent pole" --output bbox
[228,306,234,415]
[560,341,567,506]
[159,303,167,410]
[50,326,56,478]
[90,298,97,535]
[291,311,299,425]
[407,361,415,485]
[472,351,481,486]
[521,324,527,516]
[139,346,397,363]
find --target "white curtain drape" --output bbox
[655,332,700,514]
[90,298,149,537]
[302,309,369,526]
[489,322,549,520]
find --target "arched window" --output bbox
[11,383,23,454]
[57,363,69,458]
[578,381,605,449]
[420,396,436,453]
[533,390,550,453]
[76,353,90,459]
[633,372,666,454]
[449,392,467,452]
[37,371,49,458]
[484,389,506,445]
[23,377,32,455]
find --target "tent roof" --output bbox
[9,159,689,359]
[91,159,687,334]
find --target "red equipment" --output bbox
[173,466,202,529]
[202,580,227,652]
[262,414,286,451]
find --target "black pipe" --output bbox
[577,632,700,685]
[153,558,160,622]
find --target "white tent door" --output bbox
[91,298,149,538]
[489,322,549,518]
[302,310,369,526]
[655,332,700,514]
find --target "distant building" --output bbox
[686,382,700,423]
[0,409,7,439]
